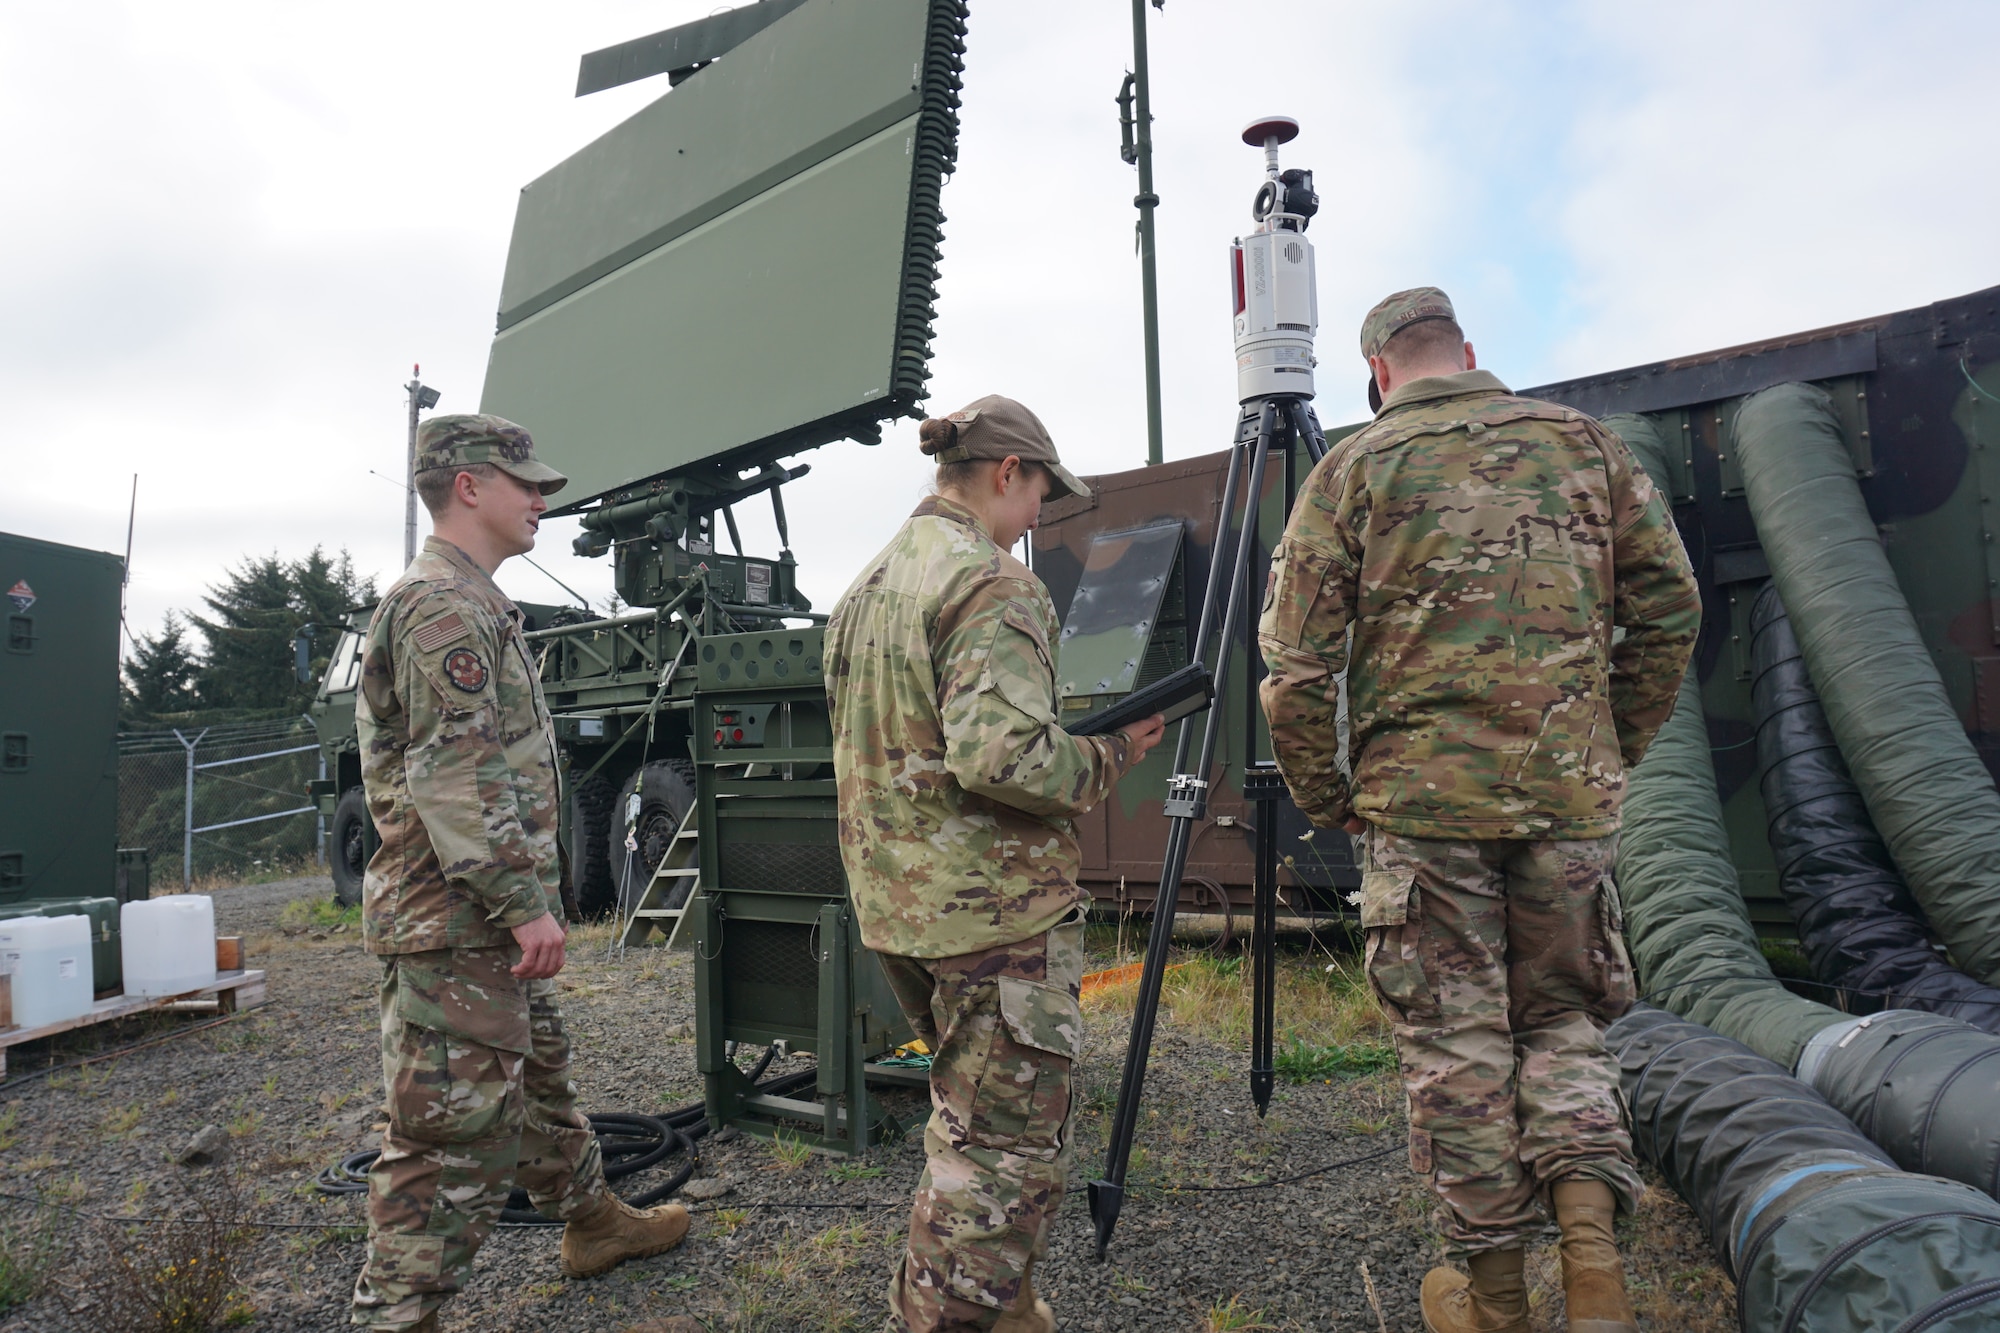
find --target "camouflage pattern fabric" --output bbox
[825,495,1137,959]
[351,947,605,1327]
[875,910,1085,1331]
[357,536,563,953]
[1257,369,1700,839]
[1359,285,1458,359]
[1359,826,1642,1256]
[414,413,567,494]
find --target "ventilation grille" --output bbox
[888,0,970,413]
[721,916,821,1030]
[719,841,845,897]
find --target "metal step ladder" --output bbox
[618,802,700,950]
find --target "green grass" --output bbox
[1084,945,1389,1052]
[1273,1036,1398,1084]
[277,896,363,930]
[1203,1294,1273,1331]
[0,1202,64,1312]
[768,1130,813,1171]
[828,1161,884,1183]
[1760,936,1814,981]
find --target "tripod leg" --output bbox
[1089,403,1280,1260]
[1247,768,1282,1115]
[1287,398,1329,465]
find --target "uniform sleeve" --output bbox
[1605,436,1702,769]
[937,581,1134,819]
[1257,468,1361,828]
[391,595,551,930]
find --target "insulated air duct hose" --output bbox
[1603,414,1846,1072]
[1748,580,2000,1030]
[1734,382,2000,986]
[1608,412,2000,1204]
[1608,1005,2000,1332]
[1797,1009,2000,1200]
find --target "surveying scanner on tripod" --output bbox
[1087,115,1332,1260]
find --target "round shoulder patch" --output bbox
[442,646,489,693]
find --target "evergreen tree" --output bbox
[182,547,377,714]
[187,554,298,712]
[121,611,201,720]
[290,546,376,699]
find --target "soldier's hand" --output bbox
[1120,714,1167,764]
[1342,815,1366,835]
[510,911,567,979]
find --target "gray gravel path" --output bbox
[0,879,1731,1331]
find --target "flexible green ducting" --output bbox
[1605,414,1847,1071]
[1733,382,2000,986]
[1616,664,1846,1069]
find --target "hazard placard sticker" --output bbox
[7,581,33,613]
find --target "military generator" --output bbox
[0,529,143,990]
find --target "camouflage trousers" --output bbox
[1359,826,1642,1256]
[874,908,1086,1332]
[350,947,605,1329]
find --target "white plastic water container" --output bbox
[121,895,218,997]
[0,915,95,1028]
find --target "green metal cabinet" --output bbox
[0,532,124,910]
[688,627,917,1154]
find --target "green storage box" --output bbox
[3,896,121,993]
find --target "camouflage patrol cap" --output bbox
[923,395,1089,503]
[414,414,568,496]
[1359,286,1458,360]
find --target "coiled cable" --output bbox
[315,1057,811,1226]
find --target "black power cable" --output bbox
[314,1058,812,1226]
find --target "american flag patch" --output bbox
[411,611,470,653]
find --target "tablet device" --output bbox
[1066,663,1213,738]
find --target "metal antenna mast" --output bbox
[1118,0,1167,466]
[1088,115,1325,1261]
[403,366,441,568]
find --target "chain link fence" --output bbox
[118,717,326,889]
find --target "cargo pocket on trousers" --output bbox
[966,977,1081,1159]
[1360,869,1435,1018]
[390,952,533,1053]
[1593,876,1637,1017]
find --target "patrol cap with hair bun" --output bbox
[918,394,1089,502]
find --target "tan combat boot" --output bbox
[1553,1180,1640,1332]
[559,1192,692,1279]
[1420,1248,1528,1333]
[991,1260,1055,1333]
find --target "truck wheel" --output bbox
[569,773,618,919]
[607,760,698,917]
[330,788,370,908]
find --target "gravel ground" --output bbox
[0,876,1733,1332]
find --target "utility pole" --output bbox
[1119,0,1167,466]
[403,367,441,567]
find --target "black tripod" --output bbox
[1087,393,1328,1260]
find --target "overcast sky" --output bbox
[6,1,1998,647]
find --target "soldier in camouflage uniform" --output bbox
[1257,292,1699,1333]
[350,415,690,1332]
[826,397,1167,1333]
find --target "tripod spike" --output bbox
[1087,1179,1124,1261]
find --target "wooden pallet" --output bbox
[0,963,269,1078]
